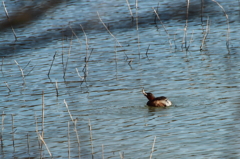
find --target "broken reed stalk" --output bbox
[88,118,94,157]
[63,34,73,80]
[102,144,104,159]
[2,1,17,41]
[200,16,210,51]
[4,82,11,92]
[211,0,230,54]
[152,7,172,49]
[47,51,57,79]
[38,133,53,158]
[74,120,81,159]
[68,121,71,159]
[14,60,26,85]
[97,11,129,59]
[55,79,59,97]
[11,114,15,152]
[64,99,74,124]
[149,136,156,159]
[125,0,134,21]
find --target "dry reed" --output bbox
[211,0,230,54]
[97,11,129,59]
[74,119,81,159]
[14,60,26,85]
[200,17,210,51]
[149,136,156,159]
[2,1,17,41]
[88,118,94,157]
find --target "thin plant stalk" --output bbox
[97,11,128,59]
[184,0,190,49]
[11,114,15,152]
[154,3,160,24]
[74,120,81,159]
[61,35,65,77]
[201,0,205,24]
[14,60,26,85]
[149,136,156,159]
[68,121,71,159]
[38,133,53,158]
[102,144,104,159]
[135,0,141,59]
[27,133,30,155]
[23,60,32,70]
[1,112,5,148]
[114,41,118,79]
[47,51,57,79]
[186,30,194,51]
[76,68,84,81]
[145,44,150,60]
[119,152,124,159]
[2,1,17,41]
[79,24,89,80]
[200,16,210,51]
[64,99,74,124]
[63,34,73,79]
[1,57,4,77]
[42,91,44,139]
[68,24,82,48]
[55,79,59,97]
[125,0,133,21]
[4,82,11,92]
[211,0,230,53]
[88,119,94,157]
[25,65,35,76]
[152,7,172,49]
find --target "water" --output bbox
[0,0,240,158]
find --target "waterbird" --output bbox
[142,89,172,107]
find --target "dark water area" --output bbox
[0,0,240,158]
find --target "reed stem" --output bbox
[149,136,156,159]
[2,1,17,41]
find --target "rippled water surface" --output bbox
[0,0,240,158]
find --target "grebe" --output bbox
[142,89,172,107]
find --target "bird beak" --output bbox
[142,88,147,96]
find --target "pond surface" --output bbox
[0,0,240,158]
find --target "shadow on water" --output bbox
[0,0,219,57]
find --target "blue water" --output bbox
[0,0,240,158]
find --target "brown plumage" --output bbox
[142,89,172,107]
